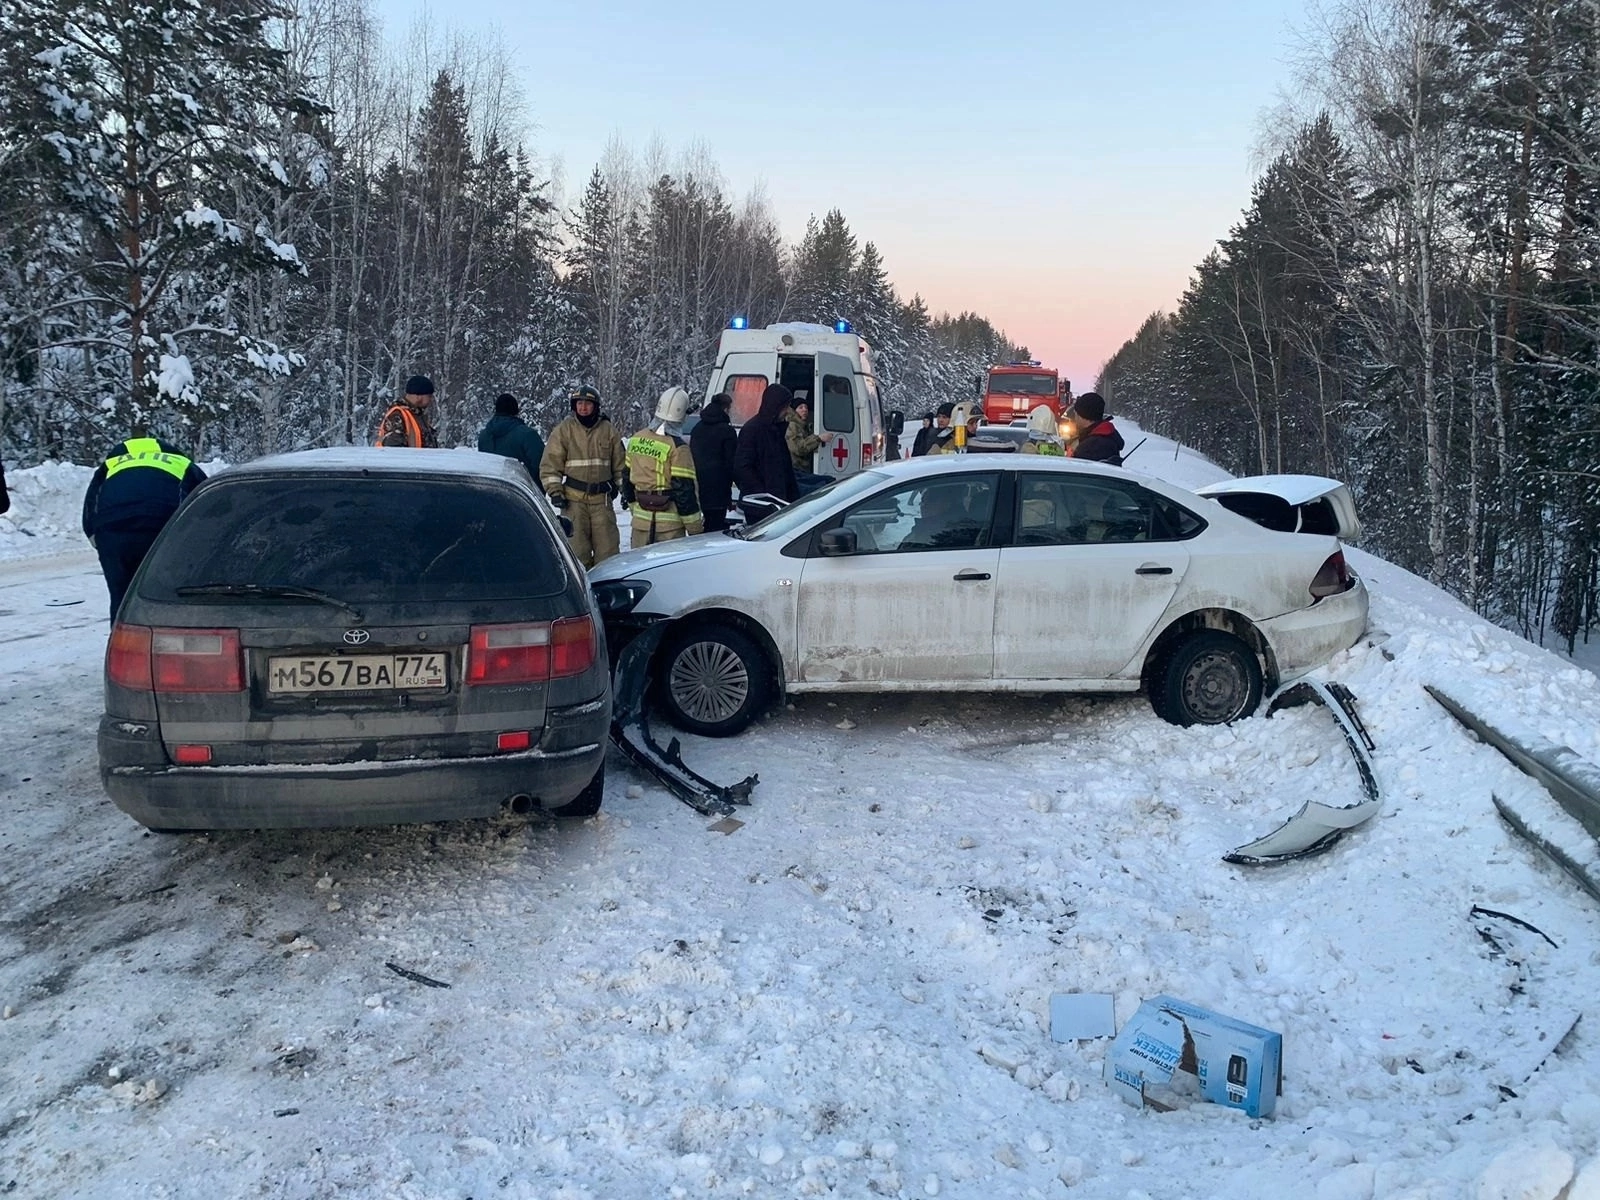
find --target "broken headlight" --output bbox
[592,579,652,616]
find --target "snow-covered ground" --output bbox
[3,425,1600,1199]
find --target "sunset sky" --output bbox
[373,0,1309,394]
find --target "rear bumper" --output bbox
[1260,577,1370,681]
[99,715,606,830]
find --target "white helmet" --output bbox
[951,402,982,427]
[1027,405,1058,438]
[654,386,693,425]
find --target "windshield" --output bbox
[737,471,890,541]
[987,373,1057,397]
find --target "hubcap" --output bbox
[1181,649,1249,724]
[669,640,750,724]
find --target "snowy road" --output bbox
[5,451,1600,1197]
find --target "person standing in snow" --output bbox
[83,435,207,620]
[1064,392,1125,466]
[376,374,439,448]
[541,385,625,567]
[733,383,798,524]
[622,387,703,547]
[1020,405,1066,455]
[690,392,737,533]
[918,403,957,456]
[0,456,9,515]
[476,392,545,480]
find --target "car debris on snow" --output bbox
[1224,680,1380,866]
[385,961,451,989]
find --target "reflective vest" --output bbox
[626,430,699,532]
[104,437,193,481]
[375,405,426,448]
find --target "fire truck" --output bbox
[980,361,1071,430]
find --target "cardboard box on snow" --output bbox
[1104,995,1282,1119]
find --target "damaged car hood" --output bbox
[589,533,753,580]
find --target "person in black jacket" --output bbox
[690,392,737,532]
[83,435,208,619]
[477,392,545,480]
[1064,392,1125,466]
[733,383,798,524]
[0,456,9,516]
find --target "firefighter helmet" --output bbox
[1027,405,1058,438]
[654,386,694,425]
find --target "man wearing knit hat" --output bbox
[1064,392,1125,466]
[376,375,439,448]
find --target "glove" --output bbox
[547,491,568,510]
[606,480,619,499]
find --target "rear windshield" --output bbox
[987,373,1056,396]
[140,475,569,603]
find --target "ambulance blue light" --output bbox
[834,319,852,334]
[729,316,748,330]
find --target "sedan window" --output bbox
[839,475,998,554]
[1013,475,1201,546]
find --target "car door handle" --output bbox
[1135,565,1173,576]
[953,569,991,582]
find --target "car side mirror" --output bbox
[817,529,857,557]
[560,515,574,537]
[887,409,905,437]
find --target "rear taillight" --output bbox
[107,623,154,690]
[551,615,596,677]
[151,628,244,692]
[1310,550,1354,600]
[469,616,596,686]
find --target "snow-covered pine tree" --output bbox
[8,0,321,440]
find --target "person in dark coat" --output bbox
[0,456,9,516]
[477,392,545,480]
[690,392,738,532]
[83,435,208,620]
[1065,392,1125,466]
[733,383,798,524]
[916,403,957,456]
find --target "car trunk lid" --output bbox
[1195,474,1361,540]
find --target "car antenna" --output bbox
[1121,437,1147,461]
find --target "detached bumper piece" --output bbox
[609,622,759,817]
[1224,680,1379,866]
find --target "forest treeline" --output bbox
[0,0,1021,465]
[1098,0,1599,652]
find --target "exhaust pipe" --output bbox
[508,793,534,814]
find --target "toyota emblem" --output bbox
[343,629,371,646]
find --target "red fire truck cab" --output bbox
[981,362,1070,429]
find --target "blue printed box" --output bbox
[1104,995,1283,1119]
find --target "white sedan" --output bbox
[589,456,1367,734]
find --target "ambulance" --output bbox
[703,319,901,480]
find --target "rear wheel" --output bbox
[551,762,604,818]
[656,624,770,738]
[1154,631,1263,727]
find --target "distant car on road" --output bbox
[99,448,609,830]
[590,456,1366,734]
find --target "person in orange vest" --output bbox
[376,375,439,447]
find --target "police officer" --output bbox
[82,434,208,619]
[622,387,703,548]
[1020,405,1066,455]
[541,385,626,567]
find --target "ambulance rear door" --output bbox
[815,350,861,478]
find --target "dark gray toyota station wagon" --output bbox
[98,448,610,830]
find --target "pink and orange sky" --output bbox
[375,0,1308,392]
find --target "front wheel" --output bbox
[656,624,771,737]
[1154,631,1263,727]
